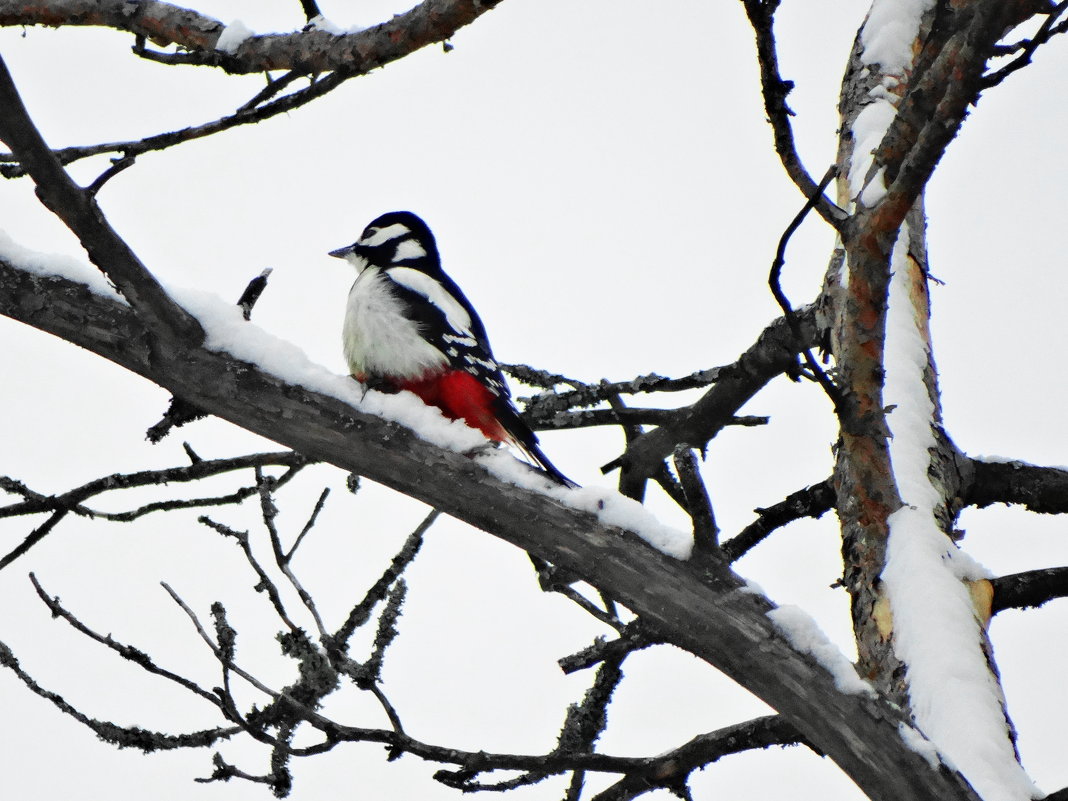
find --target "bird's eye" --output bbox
[360,226,379,242]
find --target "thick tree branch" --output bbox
[991,568,1068,615]
[965,459,1068,514]
[722,479,836,563]
[590,715,809,801]
[0,256,981,801]
[0,0,504,74]
[0,57,202,343]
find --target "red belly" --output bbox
[393,370,509,443]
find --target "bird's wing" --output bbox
[382,267,575,487]
[383,267,510,400]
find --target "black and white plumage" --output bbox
[329,211,574,487]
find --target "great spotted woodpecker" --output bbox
[329,211,575,487]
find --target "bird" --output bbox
[329,211,575,488]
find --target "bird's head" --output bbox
[328,211,440,274]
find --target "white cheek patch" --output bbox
[361,223,411,247]
[342,250,371,274]
[386,267,474,336]
[392,238,427,261]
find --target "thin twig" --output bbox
[85,154,136,196]
[1,70,352,178]
[197,514,304,637]
[982,0,1068,87]
[0,509,67,571]
[331,510,437,649]
[28,573,222,706]
[0,638,240,751]
[287,487,330,562]
[255,471,328,641]
[558,622,658,675]
[722,479,835,562]
[768,164,843,413]
[237,71,307,113]
[740,0,847,228]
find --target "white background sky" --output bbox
[1,1,1066,799]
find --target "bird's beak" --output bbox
[328,245,352,259]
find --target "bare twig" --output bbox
[2,71,351,178]
[590,715,808,801]
[558,621,658,675]
[256,472,329,642]
[722,479,835,562]
[85,154,136,196]
[298,0,323,24]
[148,267,276,439]
[982,0,1068,87]
[331,510,437,650]
[287,487,330,562]
[547,584,627,631]
[512,365,729,422]
[28,573,223,707]
[0,638,239,751]
[740,0,847,228]
[536,408,767,431]
[197,514,305,638]
[768,164,843,413]
[0,510,67,572]
[238,267,273,320]
[0,452,310,570]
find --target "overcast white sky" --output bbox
[1,1,1067,799]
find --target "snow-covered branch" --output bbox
[0,0,504,74]
[0,56,202,344]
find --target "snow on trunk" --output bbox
[881,224,1035,801]
[841,3,1037,799]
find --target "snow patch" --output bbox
[0,230,121,300]
[882,224,1037,801]
[861,0,935,72]
[767,606,874,696]
[898,723,943,770]
[216,20,254,54]
[848,96,896,206]
[847,1,933,209]
[471,447,692,558]
[307,14,368,35]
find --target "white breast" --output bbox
[343,267,448,379]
